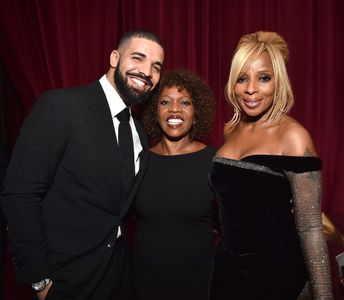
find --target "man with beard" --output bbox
[0,30,164,300]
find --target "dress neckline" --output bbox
[215,154,320,161]
[150,145,211,158]
[213,155,322,173]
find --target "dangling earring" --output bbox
[233,107,241,123]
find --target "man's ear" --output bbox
[110,50,120,68]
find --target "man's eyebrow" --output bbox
[131,51,163,67]
[131,51,146,57]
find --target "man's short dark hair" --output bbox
[118,30,163,50]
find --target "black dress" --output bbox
[208,155,333,300]
[132,146,216,300]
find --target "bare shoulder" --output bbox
[223,121,236,141]
[279,116,317,157]
[216,123,237,158]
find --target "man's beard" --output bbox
[114,67,154,106]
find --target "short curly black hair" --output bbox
[142,69,215,141]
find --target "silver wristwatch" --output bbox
[31,278,51,292]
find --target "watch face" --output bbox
[32,279,50,291]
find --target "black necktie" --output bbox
[116,107,135,202]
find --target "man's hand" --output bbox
[36,281,53,300]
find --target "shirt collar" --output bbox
[99,74,127,118]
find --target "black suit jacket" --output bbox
[0,144,9,300]
[1,81,148,297]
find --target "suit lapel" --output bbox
[83,82,149,216]
[120,117,149,218]
[83,82,122,211]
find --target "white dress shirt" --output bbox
[99,74,143,238]
[99,74,143,175]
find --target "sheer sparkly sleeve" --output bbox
[285,167,333,299]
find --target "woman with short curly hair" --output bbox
[142,68,215,143]
[132,69,216,300]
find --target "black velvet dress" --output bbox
[208,155,332,300]
[132,146,216,300]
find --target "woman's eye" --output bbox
[237,76,247,83]
[260,75,272,82]
[159,100,169,105]
[181,100,192,106]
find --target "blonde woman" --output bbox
[209,31,333,299]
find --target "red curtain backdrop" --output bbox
[0,0,343,299]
